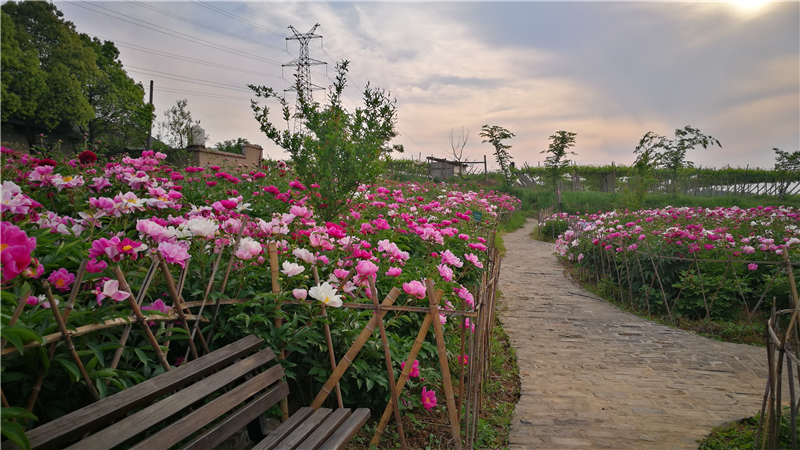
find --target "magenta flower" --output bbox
[356,260,379,279]
[142,299,169,324]
[748,263,758,271]
[464,253,484,269]
[437,264,454,282]
[401,359,420,378]
[220,199,237,209]
[47,268,75,292]
[89,237,122,262]
[0,223,36,282]
[421,387,437,410]
[457,354,469,366]
[440,250,463,268]
[96,279,131,304]
[158,242,190,268]
[385,267,402,277]
[86,258,108,273]
[403,281,426,299]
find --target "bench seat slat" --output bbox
[318,408,371,450]
[22,335,264,450]
[273,408,332,450]
[131,365,284,450]
[180,381,290,450]
[251,407,316,450]
[299,409,351,450]
[66,347,276,450]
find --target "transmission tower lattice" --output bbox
[283,24,326,132]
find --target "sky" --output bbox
[52,1,799,170]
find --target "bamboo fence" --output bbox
[3,213,509,449]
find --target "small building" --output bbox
[186,144,263,169]
[427,156,468,180]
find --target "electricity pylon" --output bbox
[283,24,326,132]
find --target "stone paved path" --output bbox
[498,220,770,450]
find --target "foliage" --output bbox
[77,35,154,156]
[698,409,798,450]
[215,137,250,155]
[1,1,98,147]
[540,130,577,192]
[635,126,721,195]
[774,147,800,201]
[1,407,38,450]
[249,61,398,221]
[480,125,515,187]
[0,145,518,433]
[156,99,205,150]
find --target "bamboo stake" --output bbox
[371,311,434,447]
[313,266,343,409]
[42,281,100,401]
[159,257,200,359]
[368,277,407,450]
[646,244,673,322]
[311,288,399,409]
[426,279,463,450]
[205,218,248,346]
[110,257,159,370]
[113,266,171,372]
[187,242,225,356]
[458,306,466,416]
[788,357,797,449]
[26,262,87,412]
[267,242,289,423]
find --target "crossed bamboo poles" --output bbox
[5,217,504,449]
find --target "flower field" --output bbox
[0,147,518,441]
[548,206,800,321]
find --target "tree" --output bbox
[1,1,99,147]
[448,127,470,179]
[774,148,800,201]
[541,130,577,192]
[479,125,515,186]
[249,60,398,220]
[215,137,250,154]
[634,125,721,195]
[156,99,205,149]
[78,35,154,155]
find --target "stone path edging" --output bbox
[498,220,769,449]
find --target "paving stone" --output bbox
[498,220,781,450]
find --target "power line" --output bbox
[87,35,282,79]
[62,1,284,66]
[153,86,253,101]
[190,1,289,38]
[127,0,287,52]
[126,66,254,93]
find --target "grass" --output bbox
[698,408,800,449]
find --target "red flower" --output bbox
[78,150,98,165]
[37,159,57,167]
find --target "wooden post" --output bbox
[113,267,172,372]
[205,218,248,346]
[43,281,101,401]
[426,280,463,450]
[368,277,407,450]
[311,289,400,408]
[268,242,289,423]
[110,257,159,370]
[371,312,434,447]
[159,258,201,359]
[313,266,343,408]
[483,155,488,182]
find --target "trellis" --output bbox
[2,216,507,449]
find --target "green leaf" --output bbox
[1,407,38,421]
[56,359,80,383]
[1,418,33,450]
[134,348,147,365]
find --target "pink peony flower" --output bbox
[464,253,484,269]
[47,268,75,292]
[457,354,469,366]
[96,279,131,305]
[86,258,108,273]
[748,263,758,271]
[403,280,426,299]
[421,387,437,410]
[440,250,463,268]
[292,289,308,300]
[1,222,36,281]
[385,267,402,277]
[356,260,379,280]
[437,264,453,282]
[401,360,420,378]
[158,242,191,268]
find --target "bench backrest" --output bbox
[13,335,287,450]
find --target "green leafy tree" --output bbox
[479,125,515,186]
[634,125,721,195]
[1,11,45,126]
[215,137,250,154]
[1,1,99,148]
[249,60,398,220]
[774,148,800,201]
[540,130,577,192]
[156,99,205,149]
[78,35,154,155]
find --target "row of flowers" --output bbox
[0,147,518,420]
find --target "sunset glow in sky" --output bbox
[55,1,799,169]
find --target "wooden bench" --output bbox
[9,335,369,450]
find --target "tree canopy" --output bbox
[479,125,515,186]
[1,1,152,152]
